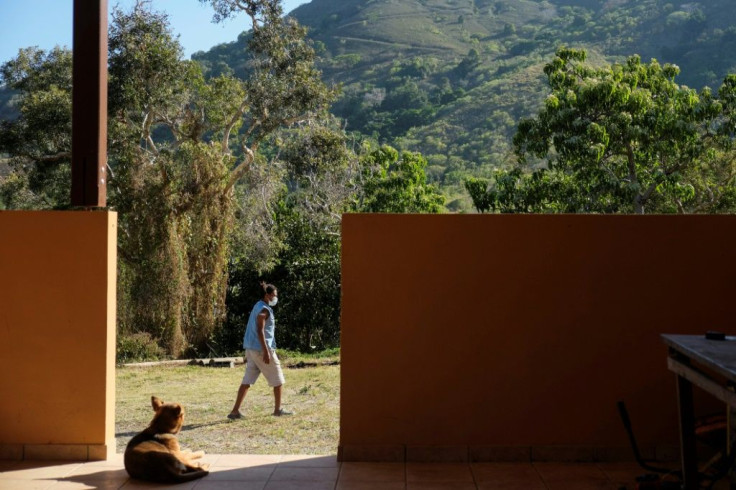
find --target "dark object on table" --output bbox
[705,331,726,341]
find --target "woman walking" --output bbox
[227,282,293,419]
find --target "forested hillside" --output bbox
[194,0,736,209]
[3,0,735,359]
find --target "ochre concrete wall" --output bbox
[340,214,735,462]
[0,211,117,460]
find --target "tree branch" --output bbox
[222,100,247,154]
[33,152,72,164]
[225,146,255,194]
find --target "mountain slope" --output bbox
[167,0,736,209]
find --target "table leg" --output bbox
[677,373,699,490]
[729,387,736,490]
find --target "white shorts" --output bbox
[242,349,285,387]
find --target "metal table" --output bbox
[662,334,736,490]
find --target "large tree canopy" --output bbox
[353,146,445,213]
[108,0,337,357]
[467,47,736,214]
[0,47,73,208]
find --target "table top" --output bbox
[662,334,736,383]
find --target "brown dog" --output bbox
[124,396,209,483]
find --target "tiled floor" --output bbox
[0,453,688,489]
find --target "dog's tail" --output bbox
[172,468,209,483]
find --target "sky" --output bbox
[0,0,310,65]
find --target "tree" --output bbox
[109,0,336,357]
[267,199,342,350]
[465,168,587,213]
[464,177,492,213]
[353,145,445,213]
[0,47,73,209]
[107,5,213,356]
[455,48,481,77]
[510,47,736,214]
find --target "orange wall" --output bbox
[0,211,117,460]
[340,214,735,461]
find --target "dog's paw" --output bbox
[191,450,205,459]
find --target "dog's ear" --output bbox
[151,396,164,410]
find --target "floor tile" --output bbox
[63,466,129,480]
[596,462,649,489]
[0,462,83,480]
[269,466,339,481]
[339,462,405,482]
[213,455,280,468]
[263,481,336,490]
[278,455,339,467]
[47,481,126,489]
[53,473,129,489]
[534,463,612,490]
[336,482,406,490]
[406,483,477,490]
[472,462,546,489]
[192,481,266,490]
[477,483,546,490]
[204,465,274,481]
[545,482,618,490]
[1,480,60,489]
[121,479,198,489]
[406,463,474,483]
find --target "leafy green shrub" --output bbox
[117,332,167,364]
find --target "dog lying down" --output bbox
[124,396,209,483]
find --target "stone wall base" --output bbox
[337,444,680,463]
[0,443,113,461]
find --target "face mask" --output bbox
[268,297,278,307]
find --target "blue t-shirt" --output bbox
[243,300,276,351]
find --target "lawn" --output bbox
[115,354,340,455]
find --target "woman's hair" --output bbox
[260,281,276,295]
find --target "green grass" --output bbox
[116,356,339,455]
